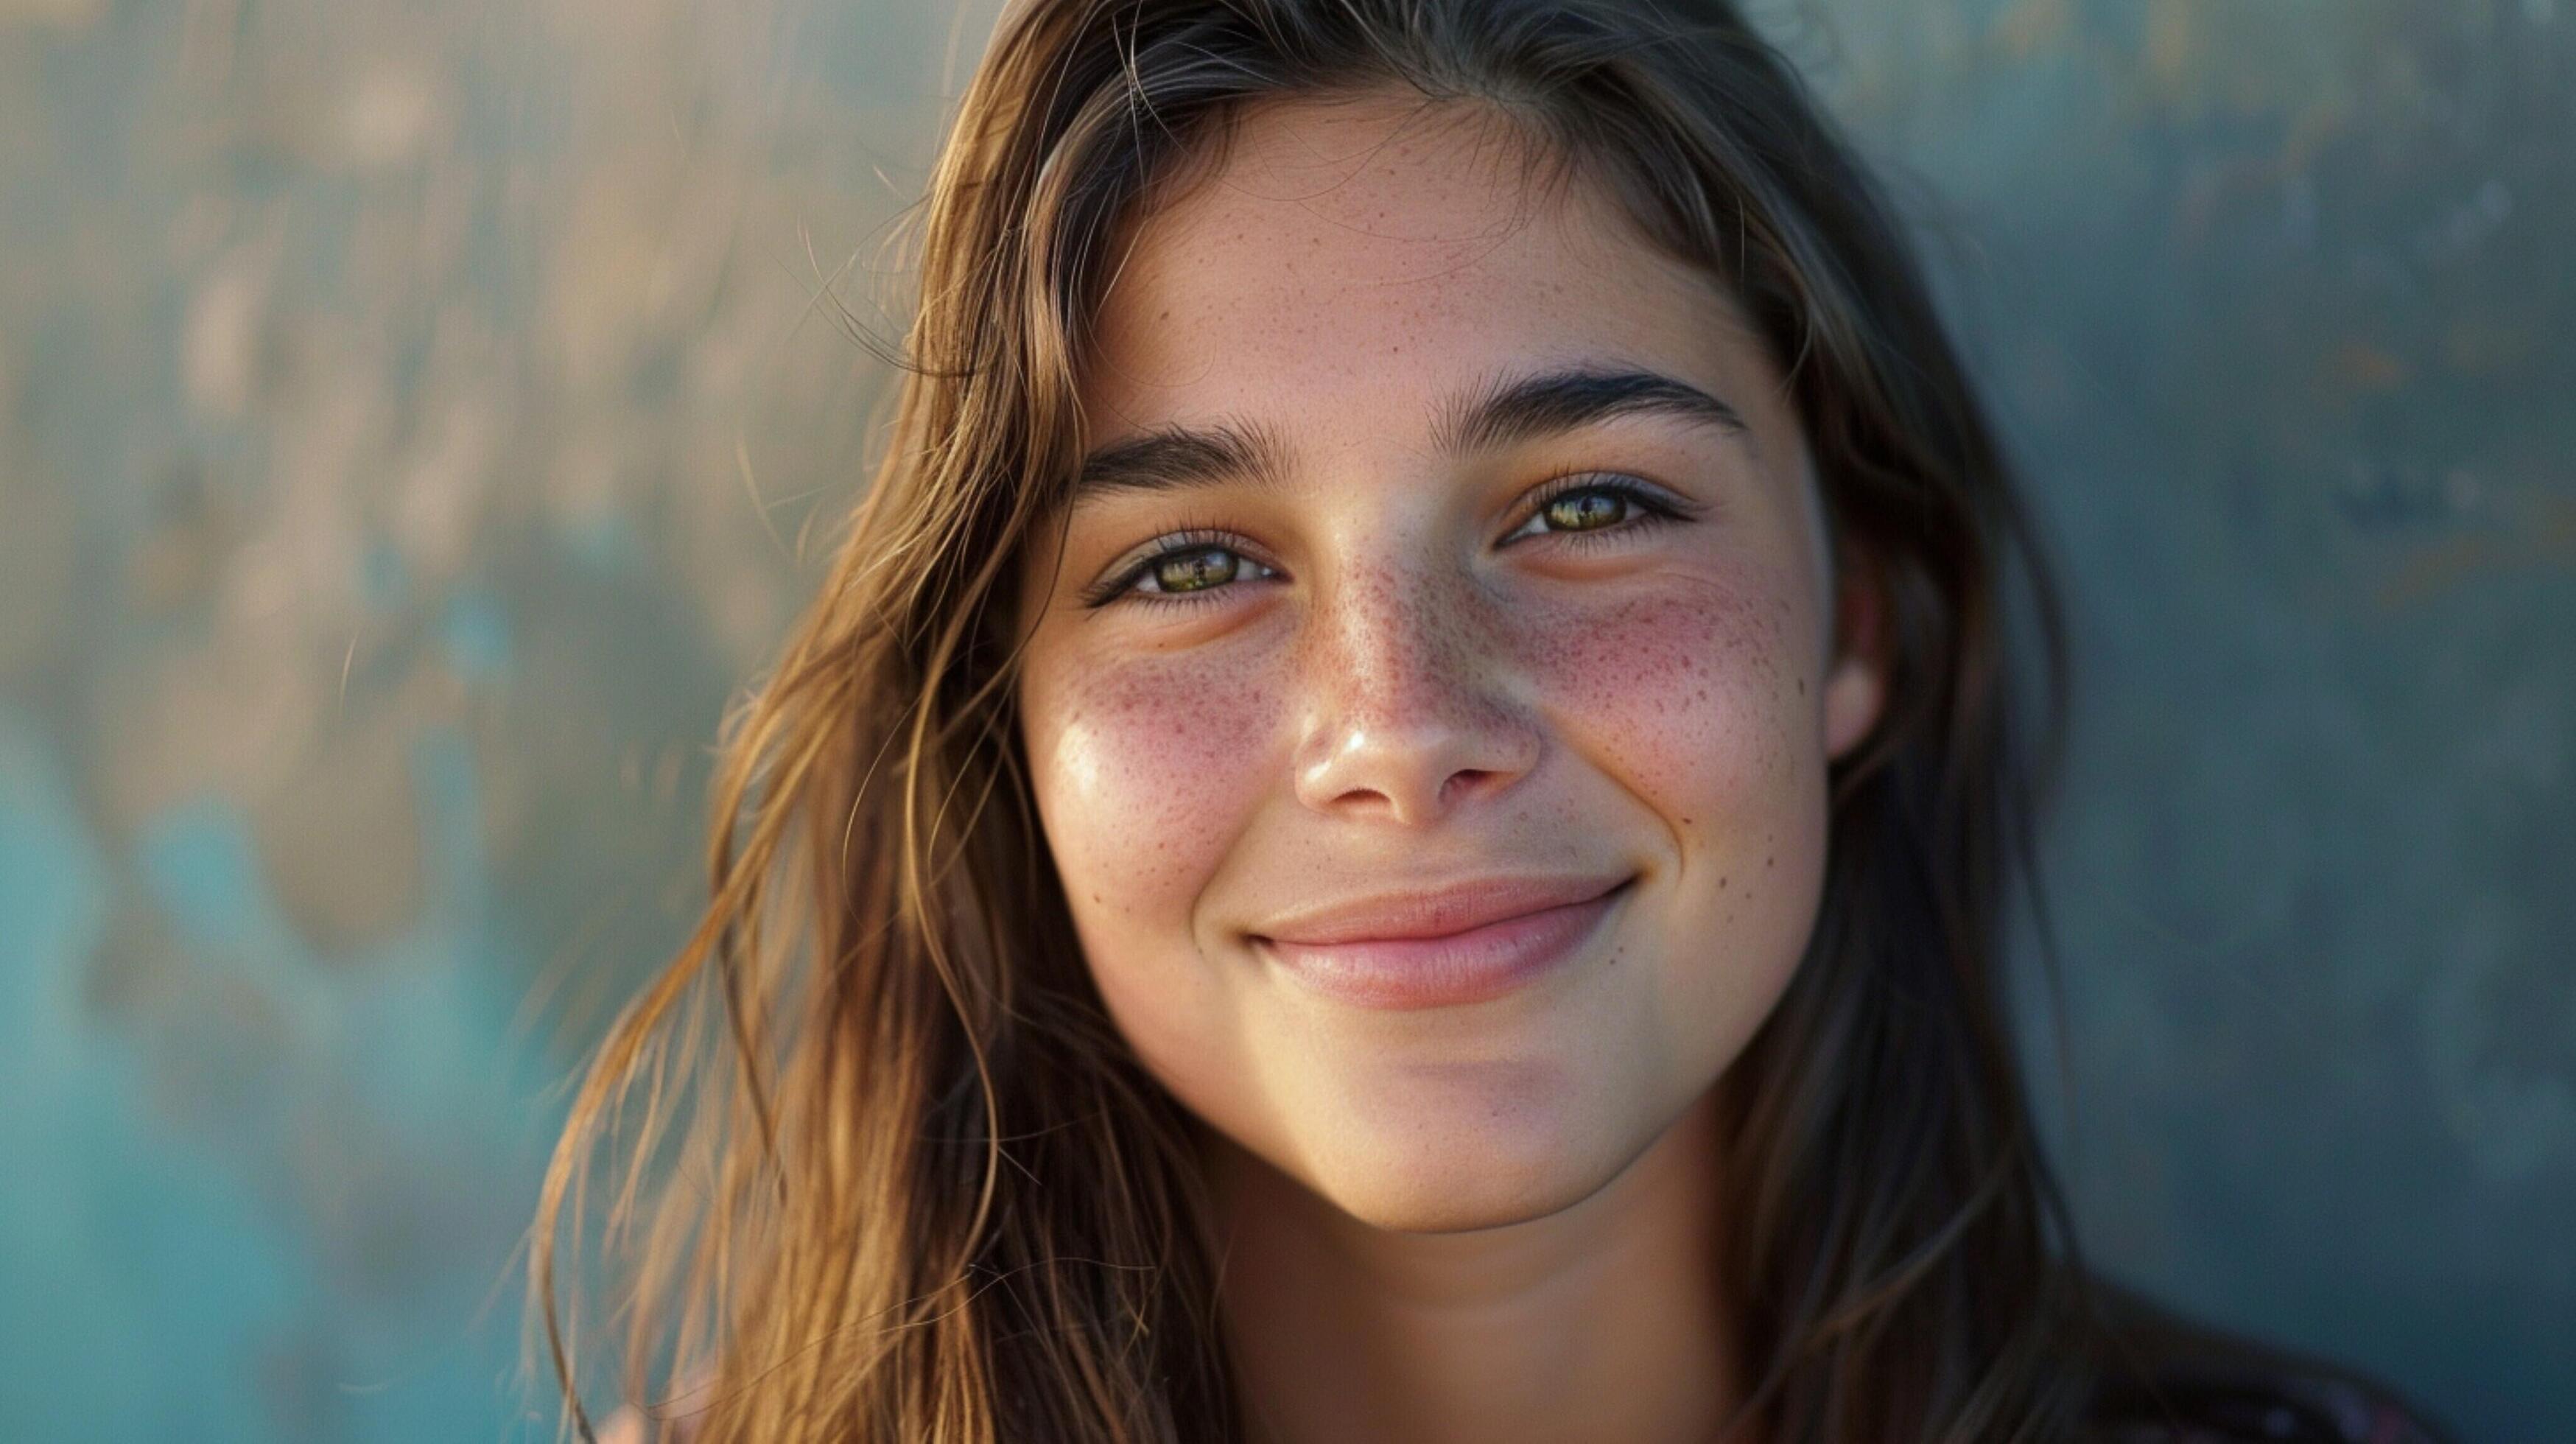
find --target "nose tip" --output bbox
[1290,575,1541,825]
[1294,720,1531,822]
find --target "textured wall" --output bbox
[1783,5,2575,1439]
[0,0,2565,1439]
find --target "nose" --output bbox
[1291,556,1543,825]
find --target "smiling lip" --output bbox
[1250,874,1633,1010]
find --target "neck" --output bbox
[1205,1088,1747,1444]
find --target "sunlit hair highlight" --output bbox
[526,1,2096,1439]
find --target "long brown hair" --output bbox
[526,1,2094,1438]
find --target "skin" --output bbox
[1013,89,1887,1443]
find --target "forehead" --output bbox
[1080,89,1791,458]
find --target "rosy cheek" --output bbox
[1031,644,1279,919]
[1512,570,1807,828]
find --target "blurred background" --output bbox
[0,0,2566,1437]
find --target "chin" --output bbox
[1291,1093,1640,1234]
[1313,1145,1630,1235]
[1330,1182,1597,1235]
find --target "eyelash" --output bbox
[1076,472,1698,611]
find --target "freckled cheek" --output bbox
[1026,650,1281,930]
[1513,580,1810,824]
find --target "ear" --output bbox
[1819,539,1890,763]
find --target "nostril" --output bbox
[1439,768,1495,805]
[1439,762,1537,816]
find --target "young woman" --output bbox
[530,1,2448,1440]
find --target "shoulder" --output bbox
[593,1363,718,1444]
[593,1401,708,1444]
[2078,1282,2453,1444]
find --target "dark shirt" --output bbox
[2084,1294,2452,1444]
[2094,1364,2445,1443]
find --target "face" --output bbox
[1011,91,1886,1233]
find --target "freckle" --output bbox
[1766,855,1775,869]
[1796,677,1805,695]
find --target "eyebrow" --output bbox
[1069,364,1748,505]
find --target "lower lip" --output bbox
[1254,881,1630,1010]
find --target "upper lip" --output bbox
[1251,872,1632,947]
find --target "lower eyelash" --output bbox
[1127,565,1271,609]
[1545,516,1669,555]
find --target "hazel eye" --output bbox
[1081,529,1281,609]
[1147,545,1241,594]
[1501,474,1688,546]
[1543,489,1629,532]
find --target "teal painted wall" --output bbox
[0,0,2565,1437]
